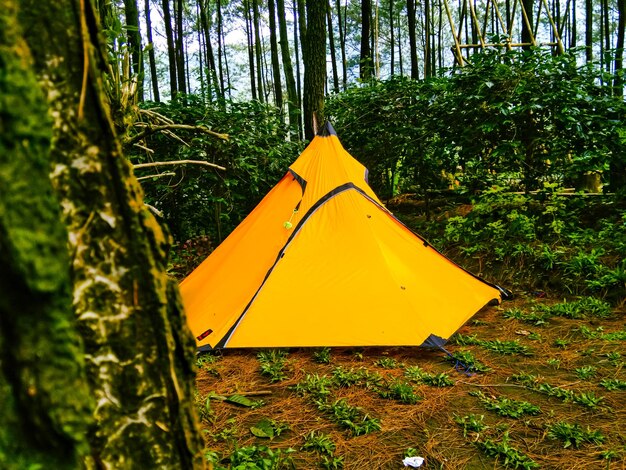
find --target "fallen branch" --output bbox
[126,123,229,146]
[133,160,226,171]
[144,203,163,218]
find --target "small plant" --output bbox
[546,358,561,369]
[599,378,626,391]
[476,432,539,469]
[574,365,597,380]
[454,413,487,437]
[257,350,289,383]
[470,391,541,419]
[293,373,334,401]
[313,347,332,364]
[378,380,421,404]
[301,431,336,456]
[374,357,402,369]
[250,418,290,440]
[320,399,381,436]
[331,366,383,389]
[444,349,491,373]
[503,308,549,326]
[320,454,344,469]
[547,421,605,448]
[226,444,295,469]
[196,352,221,369]
[404,366,454,387]
[604,351,622,366]
[553,338,569,349]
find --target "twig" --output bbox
[126,124,229,146]
[133,143,154,154]
[144,203,163,217]
[133,160,226,171]
[136,172,176,182]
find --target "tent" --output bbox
[180,123,508,351]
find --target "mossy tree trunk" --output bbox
[0,3,92,467]
[2,0,204,467]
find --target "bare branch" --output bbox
[136,172,176,182]
[133,160,226,171]
[126,124,229,146]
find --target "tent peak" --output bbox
[317,121,336,137]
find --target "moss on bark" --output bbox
[0,1,92,467]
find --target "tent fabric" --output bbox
[180,123,503,350]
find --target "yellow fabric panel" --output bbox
[224,189,500,347]
[179,174,304,349]
[289,135,382,208]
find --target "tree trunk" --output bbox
[615,0,626,97]
[0,4,92,467]
[327,1,339,93]
[12,0,204,467]
[585,0,593,62]
[360,0,373,79]
[336,0,348,89]
[277,0,300,131]
[296,0,306,134]
[521,0,534,50]
[198,0,221,100]
[407,0,419,79]
[253,0,265,102]
[217,0,226,96]
[175,0,187,95]
[245,0,258,100]
[123,0,143,101]
[268,0,284,109]
[389,0,395,76]
[145,0,160,101]
[424,0,431,78]
[163,0,178,97]
[303,0,327,139]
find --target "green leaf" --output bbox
[250,418,275,439]
[225,394,257,407]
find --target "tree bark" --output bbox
[327,1,339,93]
[162,0,178,97]
[268,0,284,109]
[336,0,347,89]
[145,0,160,101]
[585,0,593,62]
[615,0,626,97]
[407,0,419,79]
[424,0,431,78]
[216,0,226,96]
[175,0,187,95]
[253,0,265,102]
[14,0,204,466]
[303,0,327,139]
[521,0,534,50]
[123,0,143,101]
[245,0,258,100]
[0,4,92,467]
[360,0,373,79]
[389,0,395,76]
[277,0,300,131]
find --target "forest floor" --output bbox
[195,294,626,469]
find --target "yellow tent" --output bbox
[180,123,507,350]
